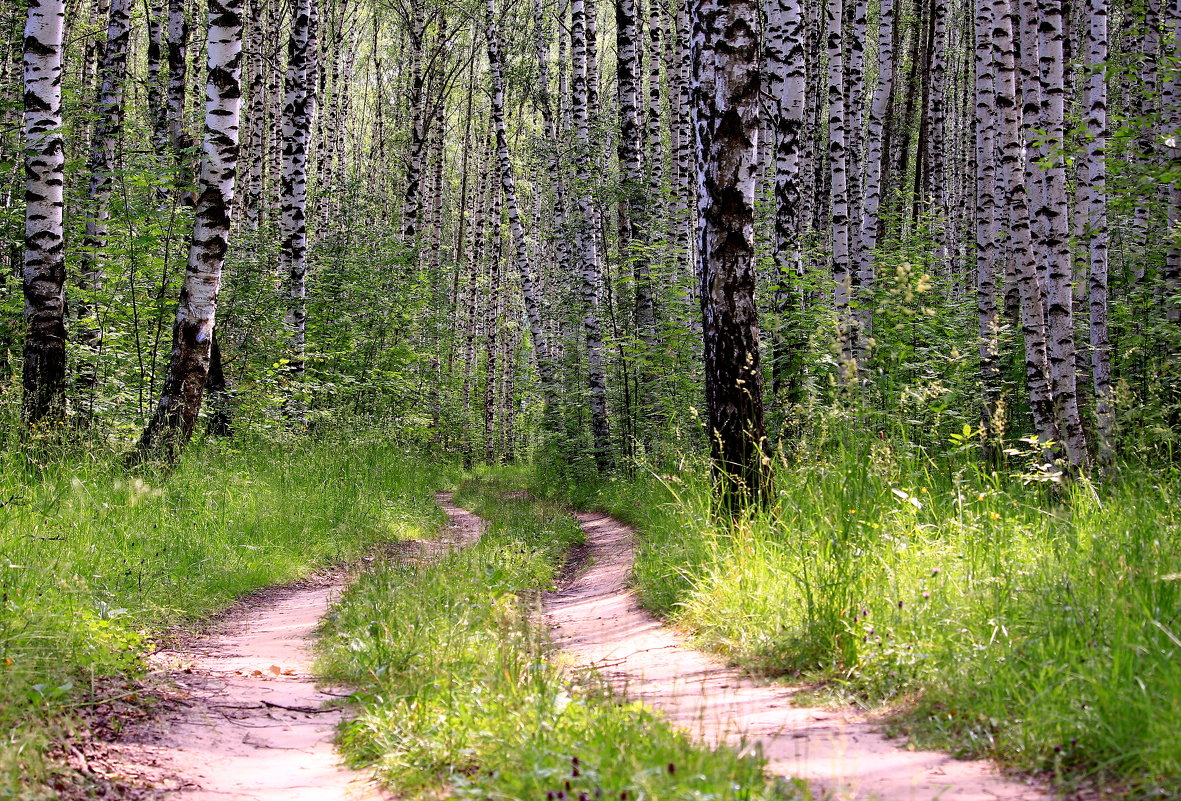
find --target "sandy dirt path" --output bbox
[544,511,1053,801]
[103,493,481,800]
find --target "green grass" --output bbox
[317,468,791,801]
[538,445,1181,799]
[0,430,449,799]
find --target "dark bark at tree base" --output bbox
[205,333,233,438]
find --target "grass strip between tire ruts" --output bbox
[317,467,794,800]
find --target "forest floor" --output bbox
[539,508,1053,801]
[92,493,482,800]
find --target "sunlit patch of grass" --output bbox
[318,473,791,800]
[0,430,449,798]
[547,447,1181,798]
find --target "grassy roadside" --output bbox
[317,468,791,800]
[536,448,1181,799]
[0,432,448,799]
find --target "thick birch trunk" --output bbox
[995,0,1057,448]
[135,0,244,460]
[1036,0,1088,467]
[691,0,770,508]
[21,0,68,426]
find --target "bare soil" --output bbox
[89,492,482,800]
[544,511,1054,801]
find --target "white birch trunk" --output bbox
[280,0,316,384]
[827,0,855,380]
[974,0,1001,454]
[1036,0,1088,467]
[21,0,68,425]
[136,0,245,459]
[691,0,770,507]
[167,0,190,158]
[856,0,894,353]
[572,0,612,469]
[75,0,131,409]
[995,0,1057,448]
[486,0,557,415]
[766,0,807,407]
[1086,0,1114,465]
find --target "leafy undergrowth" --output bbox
[539,445,1181,799]
[0,431,447,799]
[318,468,791,800]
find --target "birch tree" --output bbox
[167,0,190,159]
[280,0,317,385]
[135,0,245,460]
[856,0,894,345]
[1085,0,1114,465]
[826,0,855,380]
[995,0,1057,448]
[76,0,132,408]
[146,0,169,150]
[1036,0,1088,467]
[691,0,770,507]
[21,0,68,426]
[975,0,1001,455]
[572,0,612,469]
[486,0,557,417]
[765,0,807,410]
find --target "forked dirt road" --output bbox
[544,511,1053,801]
[102,493,482,800]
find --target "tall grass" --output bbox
[0,431,448,799]
[318,469,790,800]
[542,443,1181,798]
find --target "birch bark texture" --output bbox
[21,0,68,426]
[280,0,316,381]
[167,0,190,159]
[994,0,1058,449]
[77,0,132,380]
[974,0,1001,454]
[485,0,557,417]
[1035,0,1088,467]
[135,0,245,460]
[826,0,855,380]
[1085,0,1114,465]
[571,0,612,470]
[690,0,770,508]
[765,0,807,407]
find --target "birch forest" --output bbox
[3,0,1181,796]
